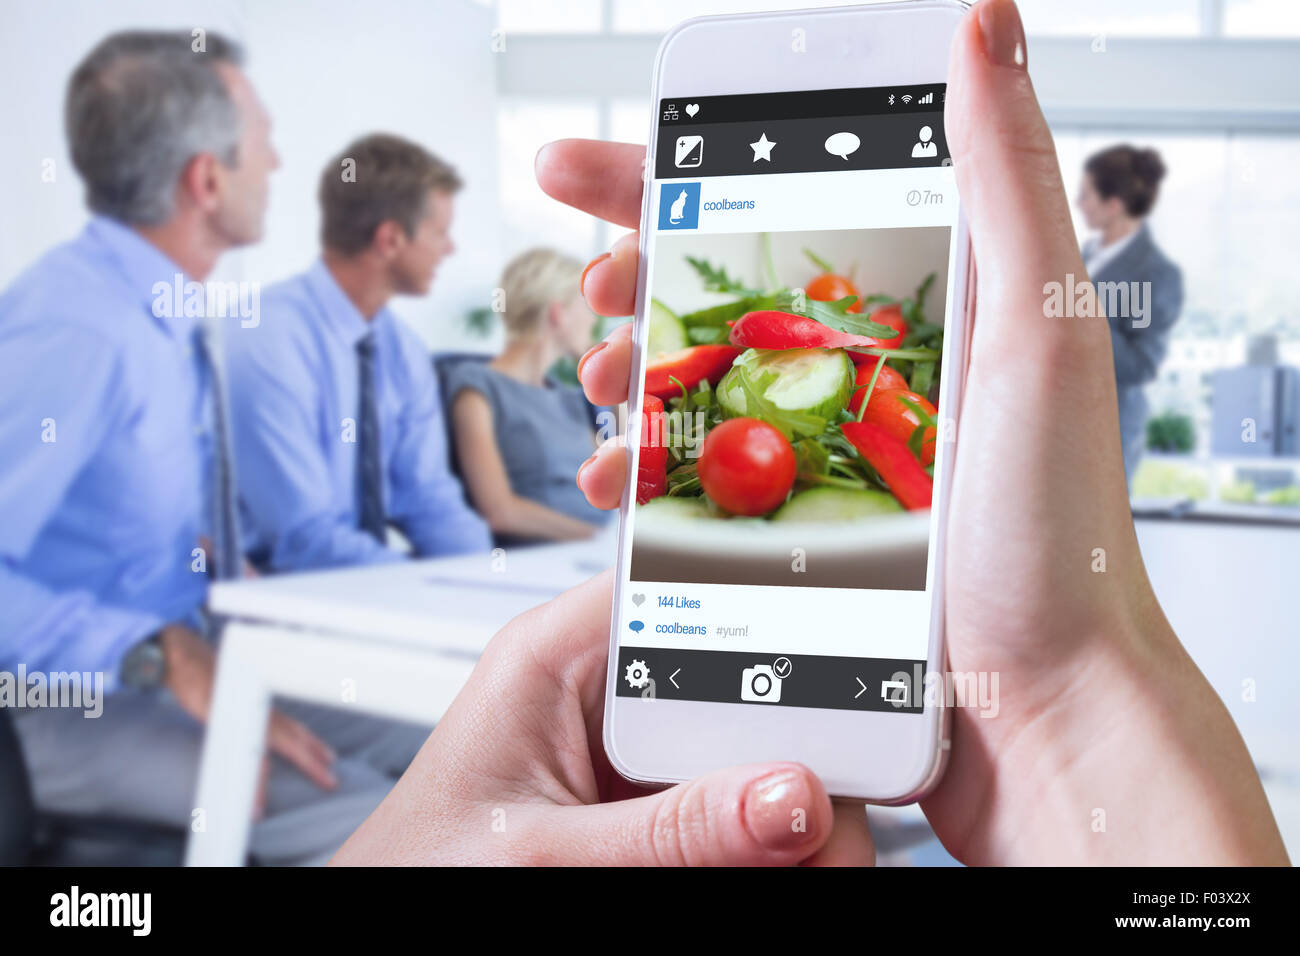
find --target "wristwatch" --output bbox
[120,629,167,689]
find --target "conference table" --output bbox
[184,533,617,866]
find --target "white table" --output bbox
[184,537,614,866]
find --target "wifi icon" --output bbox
[900,94,913,104]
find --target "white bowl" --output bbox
[630,507,931,590]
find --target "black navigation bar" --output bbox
[616,646,926,714]
[654,110,949,179]
[659,84,946,126]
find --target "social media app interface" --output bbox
[619,86,959,714]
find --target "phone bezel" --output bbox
[603,0,974,803]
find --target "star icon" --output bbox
[750,132,776,162]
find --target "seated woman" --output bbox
[446,248,611,543]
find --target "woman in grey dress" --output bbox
[1076,145,1184,486]
[446,248,610,542]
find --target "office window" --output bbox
[1224,0,1300,36]
[612,0,892,33]
[496,0,603,33]
[497,99,601,262]
[1015,0,1201,36]
[1055,128,1300,500]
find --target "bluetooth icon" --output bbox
[888,93,896,106]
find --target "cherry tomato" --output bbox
[637,394,667,504]
[697,417,796,516]
[805,273,863,313]
[867,303,908,349]
[860,389,938,466]
[847,357,910,416]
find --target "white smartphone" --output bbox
[605,0,973,802]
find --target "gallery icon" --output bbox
[674,134,704,168]
[658,182,700,230]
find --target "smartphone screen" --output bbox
[617,84,959,715]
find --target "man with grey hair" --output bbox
[0,30,411,864]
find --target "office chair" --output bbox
[0,706,188,866]
[431,351,609,551]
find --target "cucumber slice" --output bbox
[772,486,903,522]
[647,299,688,358]
[637,495,712,519]
[717,347,853,424]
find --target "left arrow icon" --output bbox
[670,668,681,689]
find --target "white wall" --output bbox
[0,0,501,350]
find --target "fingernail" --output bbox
[978,0,1026,70]
[576,339,608,381]
[580,252,612,297]
[743,769,818,851]
[576,452,598,486]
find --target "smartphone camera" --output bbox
[740,665,782,703]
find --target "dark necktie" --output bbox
[193,326,242,580]
[356,332,386,543]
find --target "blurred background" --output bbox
[1,0,1296,865]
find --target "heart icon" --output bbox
[631,593,646,607]
[685,103,699,118]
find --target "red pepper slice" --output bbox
[644,345,743,400]
[840,421,933,511]
[847,357,910,415]
[729,310,879,355]
[637,394,668,505]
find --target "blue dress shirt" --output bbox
[0,218,217,691]
[224,260,490,571]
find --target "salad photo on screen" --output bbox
[631,226,952,591]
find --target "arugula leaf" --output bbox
[909,360,935,397]
[678,294,782,331]
[666,462,701,496]
[802,247,836,274]
[793,437,830,478]
[897,393,938,461]
[685,256,758,296]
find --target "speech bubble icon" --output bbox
[629,620,644,633]
[824,131,860,161]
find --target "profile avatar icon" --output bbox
[669,188,688,223]
[911,125,938,159]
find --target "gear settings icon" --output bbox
[624,659,651,690]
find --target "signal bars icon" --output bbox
[892,91,935,107]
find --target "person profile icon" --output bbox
[669,188,688,223]
[912,125,938,159]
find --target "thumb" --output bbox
[945,0,1091,338]
[548,764,852,866]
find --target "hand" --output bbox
[538,0,1287,865]
[332,573,873,866]
[159,624,338,793]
